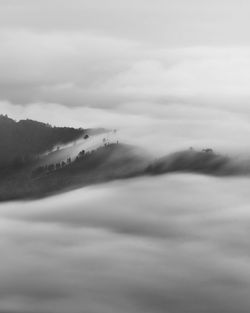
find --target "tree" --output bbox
[79,150,85,157]
[202,148,213,153]
[48,164,55,171]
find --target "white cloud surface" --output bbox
[2,2,250,312]
[1,175,250,312]
[1,29,250,153]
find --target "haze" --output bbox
[1,1,250,152]
[1,175,250,312]
[1,1,250,312]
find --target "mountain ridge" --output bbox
[0,115,249,202]
[0,114,106,168]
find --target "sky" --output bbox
[1,0,250,152]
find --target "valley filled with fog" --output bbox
[1,174,250,313]
[1,0,250,311]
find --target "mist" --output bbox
[1,0,250,311]
[0,174,250,312]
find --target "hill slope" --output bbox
[0,143,150,201]
[0,115,86,167]
[146,149,240,176]
[0,115,249,202]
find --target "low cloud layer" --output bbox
[1,175,250,312]
[1,2,250,312]
[1,29,250,154]
[2,30,250,109]
[1,1,250,154]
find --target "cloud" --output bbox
[1,175,250,312]
[2,98,250,156]
[2,29,250,109]
[0,0,250,46]
[0,30,141,106]
[2,29,250,154]
[1,2,250,312]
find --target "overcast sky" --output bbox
[1,0,250,152]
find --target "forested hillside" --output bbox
[0,115,85,167]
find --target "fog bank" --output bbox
[1,174,250,312]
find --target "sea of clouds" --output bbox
[1,2,250,311]
[2,29,250,155]
[1,174,250,312]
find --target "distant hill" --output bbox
[0,115,86,167]
[0,143,151,201]
[2,140,246,202]
[0,115,249,202]
[145,149,239,176]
